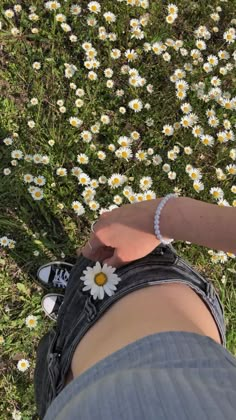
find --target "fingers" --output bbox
[77,211,113,259]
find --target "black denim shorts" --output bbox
[34,243,226,419]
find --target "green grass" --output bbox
[0,0,236,418]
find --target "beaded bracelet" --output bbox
[154,193,178,244]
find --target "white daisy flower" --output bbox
[181,102,192,114]
[103,12,116,23]
[125,49,138,61]
[25,315,38,329]
[226,164,236,175]
[4,9,14,18]
[100,115,110,124]
[210,187,224,200]
[117,136,132,147]
[80,131,92,143]
[75,99,84,108]
[77,154,89,164]
[97,151,106,160]
[104,68,113,78]
[32,62,41,70]
[3,137,13,146]
[30,98,38,105]
[162,124,174,136]
[110,49,121,59]
[69,117,83,128]
[88,1,101,14]
[34,176,46,186]
[139,176,153,191]
[11,150,23,160]
[72,201,85,215]
[189,168,202,180]
[193,180,204,193]
[200,134,215,147]
[3,168,11,175]
[45,1,61,11]
[135,150,147,161]
[56,13,66,22]
[88,200,100,211]
[70,5,82,15]
[78,173,90,185]
[113,195,123,205]
[115,147,133,161]
[56,167,67,176]
[80,261,121,300]
[76,88,85,97]
[128,99,143,112]
[108,174,125,189]
[31,188,44,201]
[0,236,10,247]
[143,190,156,200]
[17,359,30,372]
[167,4,178,15]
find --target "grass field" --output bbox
[0,0,236,418]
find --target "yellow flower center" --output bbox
[21,362,26,368]
[29,319,35,325]
[91,5,97,11]
[122,151,128,157]
[133,103,139,109]
[213,192,219,197]
[191,173,197,179]
[71,120,77,126]
[95,272,107,286]
[35,191,41,198]
[113,178,119,184]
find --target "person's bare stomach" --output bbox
[64,282,222,386]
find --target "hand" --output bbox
[77,198,163,268]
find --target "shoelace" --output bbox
[53,268,70,288]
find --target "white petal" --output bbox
[103,284,114,296]
[82,285,91,291]
[98,287,105,299]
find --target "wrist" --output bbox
[157,195,185,242]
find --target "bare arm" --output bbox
[161,196,236,255]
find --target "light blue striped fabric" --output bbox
[44,332,236,420]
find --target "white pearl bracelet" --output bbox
[154,193,178,244]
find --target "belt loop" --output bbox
[84,296,98,322]
[206,282,216,302]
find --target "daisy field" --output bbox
[0,0,236,418]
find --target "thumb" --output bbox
[103,249,126,269]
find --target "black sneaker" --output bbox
[41,293,64,321]
[37,261,73,290]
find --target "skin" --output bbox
[64,282,222,386]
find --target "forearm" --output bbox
[161,196,236,255]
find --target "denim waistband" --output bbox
[34,244,226,419]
